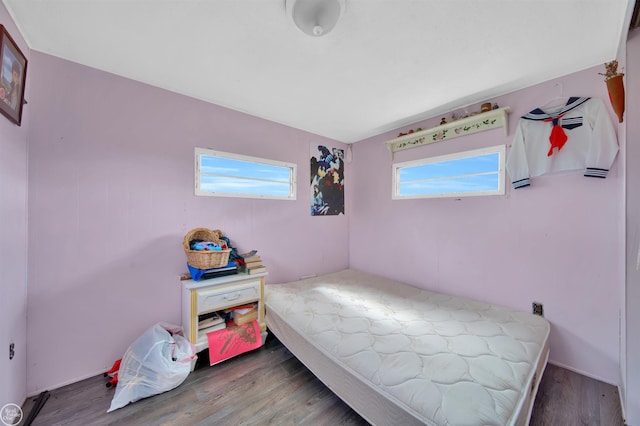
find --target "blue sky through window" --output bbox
[201,156,290,182]
[395,147,504,198]
[197,149,295,199]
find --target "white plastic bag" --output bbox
[107,322,196,412]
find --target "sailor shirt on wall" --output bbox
[506,97,619,189]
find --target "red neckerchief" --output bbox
[543,113,567,156]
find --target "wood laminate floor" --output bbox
[21,335,625,426]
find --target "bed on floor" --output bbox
[264,269,550,426]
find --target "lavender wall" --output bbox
[0,7,29,408]
[20,25,635,401]
[624,29,640,425]
[350,68,625,384]
[26,52,349,394]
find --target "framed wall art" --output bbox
[310,144,344,216]
[0,24,27,126]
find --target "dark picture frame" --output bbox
[310,145,345,216]
[0,25,27,126]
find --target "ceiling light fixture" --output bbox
[286,0,346,37]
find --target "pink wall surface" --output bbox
[624,29,640,425]
[0,7,29,408]
[25,52,349,394]
[350,67,625,384]
[18,21,636,404]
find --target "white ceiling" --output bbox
[2,0,634,143]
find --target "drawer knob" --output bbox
[224,293,240,301]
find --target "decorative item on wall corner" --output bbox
[345,144,353,163]
[599,60,625,123]
[0,25,27,126]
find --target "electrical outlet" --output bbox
[9,342,15,360]
[532,302,544,317]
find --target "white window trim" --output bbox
[195,148,297,200]
[392,144,506,199]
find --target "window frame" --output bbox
[392,144,506,200]
[195,148,297,200]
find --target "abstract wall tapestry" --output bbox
[310,145,344,216]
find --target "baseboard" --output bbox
[547,359,618,387]
[618,384,627,425]
[26,367,107,398]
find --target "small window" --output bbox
[393,145,506,199]
[195,148,297,200]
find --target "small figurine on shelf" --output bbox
[398,127,422,137]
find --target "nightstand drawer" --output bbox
[197,282,260,313]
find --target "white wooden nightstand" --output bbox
[181,272,267,354]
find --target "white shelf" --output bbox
[385,107,511,159]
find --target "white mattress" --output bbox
[265,269,550,426]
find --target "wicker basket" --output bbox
[183,228,232,269]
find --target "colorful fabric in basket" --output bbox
[207,320,262,365]
[190,241,225,251]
